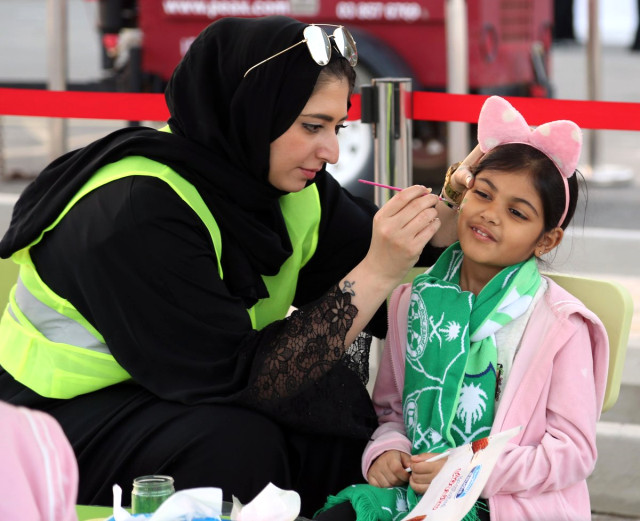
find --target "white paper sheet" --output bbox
[400,425,522,521]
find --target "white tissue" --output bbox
[231,483,300,521]
[110,484,223,521]
[112,484,132,521]
[151,488,223,521]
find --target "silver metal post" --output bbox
[587,0,601,168]
[47,0,68,161]
[445,0,469,166]
[0,117,5,179]
[584,0,633,185]
[372,78,413,208]
[366,77,412,386]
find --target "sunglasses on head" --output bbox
[243,24,358,78]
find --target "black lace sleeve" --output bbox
[240,285,377,439]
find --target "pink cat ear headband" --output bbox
[477,95,582,227]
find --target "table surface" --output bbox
[76,505,233,520]
[76,505,114,521]
[75,504,311,521]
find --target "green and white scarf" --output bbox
[320,243,540,521]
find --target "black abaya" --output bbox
[0,375,366,518]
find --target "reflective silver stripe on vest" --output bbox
[12,276,111,354]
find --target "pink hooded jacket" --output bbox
[363,276,609,521]
[0,401,79,521]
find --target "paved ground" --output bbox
[593,516,640,521]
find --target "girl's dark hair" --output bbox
[472,143,579,231]
[314,54,357,96]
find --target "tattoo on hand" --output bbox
[341,280,356,296]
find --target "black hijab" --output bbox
[0,16,342,304]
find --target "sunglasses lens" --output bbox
[333,27,358,67]
[304,25,331,66]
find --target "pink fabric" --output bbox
[477,96,582,226]
[363,277,609,521]
[478,96,582,179]
[0,401,79,521]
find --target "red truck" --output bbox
[97,0,554,196]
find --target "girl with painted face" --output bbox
[319,96,608,521]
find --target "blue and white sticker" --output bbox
[456,465,482,499]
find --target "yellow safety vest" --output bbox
[0,155,320,399]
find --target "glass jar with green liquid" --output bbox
[131,475,175,514]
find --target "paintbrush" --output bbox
[357,179,459,210]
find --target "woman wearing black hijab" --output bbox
[0,16,461,516]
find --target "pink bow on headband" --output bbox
[477,96,582,179]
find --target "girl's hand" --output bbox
[367,450,412,488]
[407,452,448,495]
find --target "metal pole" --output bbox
[371,78,413,208]
[445,0,469,166]
[47,0,68,161]
[587,0,601,168]
[362,77,412,380]
[0,117,5,180]
[583,0,632,186]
